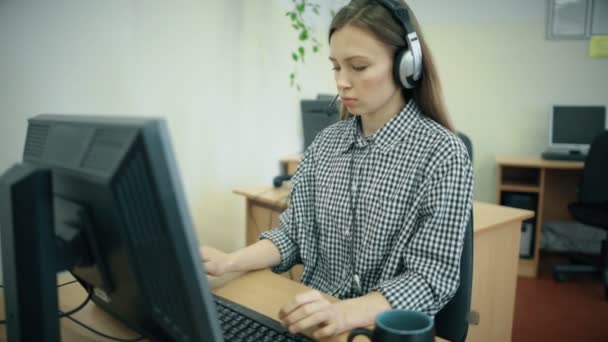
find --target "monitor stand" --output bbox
[1,164,61,342]
[0,163,101,342]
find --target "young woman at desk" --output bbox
[202,0,473,339]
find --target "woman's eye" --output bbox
[352,66,367,71]
[332,66,341,71]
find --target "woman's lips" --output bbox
[342,98,357,107]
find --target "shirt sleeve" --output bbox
[373,148,474,316]
[259,143,317,274]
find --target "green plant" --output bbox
[285,0,323,91]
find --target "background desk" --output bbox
[0,270,448,342]
[496,155,584,277]
[234,186,533,342]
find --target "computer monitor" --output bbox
[301,95,339,151]
[549,105,606,153]
[0,115,222,341]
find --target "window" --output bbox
[547,0,608,39]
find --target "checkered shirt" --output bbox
[260,99,474,316]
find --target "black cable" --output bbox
[63,314,145,342]
[0,279,82,324]
[58,285,145,341]
[1,281,145,342]
[0,279,77,288]
[57,286,92,318]
[0,280,88,324]
[56,287,146,341]
[58,279,78,288]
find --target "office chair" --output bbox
[457,132,473,162]
[552,130,608,300]
[435,132,475,342]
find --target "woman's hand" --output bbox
[278,290,350,340]
[279,290,393,340]
[199,245,235,277]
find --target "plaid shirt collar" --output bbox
[339,99,420,155]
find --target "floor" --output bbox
[512,252,608,342]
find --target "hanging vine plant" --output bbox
[285,0,323,91]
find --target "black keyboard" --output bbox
[541,151,587,161]
[213,295,314,342]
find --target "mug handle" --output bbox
[347,328,374,342]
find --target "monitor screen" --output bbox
[1,114,223,341]
[551,106,606,147]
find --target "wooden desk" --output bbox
[234,186,533,342]
[0,271,447,342]
[496,155,585,277]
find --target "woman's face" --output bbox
[329,24,402,117]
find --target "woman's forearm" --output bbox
[226,239,282,273]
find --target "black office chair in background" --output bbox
[552,130,608,300]
[435,132,475,342]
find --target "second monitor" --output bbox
[542,105,606,161]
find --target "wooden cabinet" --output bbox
[496,155,584,277]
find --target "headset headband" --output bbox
[373,0,414,34]
[373,0,422,88]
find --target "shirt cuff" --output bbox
[372,273,439,317]
[259,229,300,273]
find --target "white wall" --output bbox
[0,0,607,259]
[0,0,246,252]
[409,0,608,201]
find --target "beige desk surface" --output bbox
[496,155,584,170]
[233,186,535,236]
[0,270,446,342]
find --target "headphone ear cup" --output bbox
[393,48,416,89]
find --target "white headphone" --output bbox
[374,0,423,89]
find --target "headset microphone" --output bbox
[325,94,340,116]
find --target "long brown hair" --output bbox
[329,0,454,132]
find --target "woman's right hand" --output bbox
[200,245,235,277]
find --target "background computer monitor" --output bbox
[549,105,606,152]
[301,94,339,151]
[0,115,222,341]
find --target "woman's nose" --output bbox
[335,71,351,90]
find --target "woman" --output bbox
[202,0,473,339]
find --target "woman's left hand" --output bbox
[278,290,350,339]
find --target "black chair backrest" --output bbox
[457,132,473,162]
[579,130,608,204]
[435,132,474,342]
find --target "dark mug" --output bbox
[347,309,434,342]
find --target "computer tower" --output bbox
[520,221,534,258]
[500,192,538,258]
